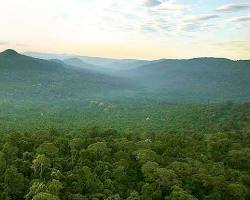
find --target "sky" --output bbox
[0,0,250,59]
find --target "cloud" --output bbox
[230,15,250,22]
[141,25,158,33]
[157,2,187,12]
[180,23,199,32]
[216,3,250,12]
[180,18,222,33]
[184,14,220,22]
[143,0,162,7]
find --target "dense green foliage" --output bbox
[1,122,250,200]
[1,100,250,134]
[0,101,250,199]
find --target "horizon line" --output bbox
[1,49,250,61]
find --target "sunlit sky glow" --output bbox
[0,0,250,59]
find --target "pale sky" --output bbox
[0,0,250,59]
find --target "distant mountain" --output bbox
[24,51,150,70]
[64,57,87,66]
[0,49,135,102]
[77,56,150,70]
[63,57,105,72]
[0,49,62,71]
[122,57,250,101]
[3,50,250,102]
[23,51,74,60]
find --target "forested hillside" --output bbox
[1,49,250,199]
[120,58,250,101]
[2,0,250,198]
[0,50,136,101]
[2,50,250,102]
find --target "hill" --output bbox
[0,50,134,102]
[3,50,250,102]
[63,57,106,72]
[0,49,62,71]
[120,57,250,101]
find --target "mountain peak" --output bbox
[1,49,19,56]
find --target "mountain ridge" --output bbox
[23,50,250,62]
[1,49,250,102]
[0,49,136,101]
